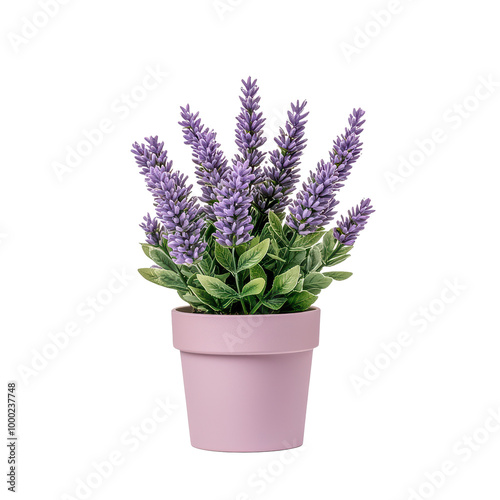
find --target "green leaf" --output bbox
[198,254,213,274]
[186,273,201,288]
[197,274,238,299]
[270,238,280,255]
[204,223,216,241]
[138,268,186,291]
[326,254,350,267]
[214,243,234,273]
[321,230,335,262]
[237,239,270,272]
[188,286,222,310]
[262,297,287,310]
[181,267,195,279]
[271,265,300,295]
[294,278,304,292]
[284,291,318,312]
[214,272,231,283]
[267,253,286,263]
[303,272,333,294]
[180,291,209,309]
[248,236,261,249]
[141,243,155,257]
[336,245,353,256]
[306,246,321,272]
[141,244,178,273]
[323,271,353,281]
[292,231,325,251]
[250,264,267,296]
[240,278,265,297]
[283,250,306,272]
[260,223,272,242]
[250,264,266,282]
[268,211,285,241]
[235,243,247,256]
[179,293,210,312]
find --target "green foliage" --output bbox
[323,271,353,281]
[138,267,187,291]
[237,239,270,272]
[240,278,266,297]
[138,213,356,314]
[271,266,300,295]
[303,272,333,294]
[214,243,234,272]
[283,291,318,312]
[197,275,239,299]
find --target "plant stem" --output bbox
[232,248,248,314]
[250,296,267,314]
[250,301,263,314]
[277,231,298,274]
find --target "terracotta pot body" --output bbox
[172,307,320,452]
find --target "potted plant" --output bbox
[131,77,374,452]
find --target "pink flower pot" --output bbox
[172,306,320,452]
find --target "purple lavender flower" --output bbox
[257,100,308,214]
[131,136,171,176]
[333,198,374,246]
[139,213,164,246]
[213,160,255,247]
[179,105,208,149]
[286,161,340,235]
[329,108,365,188]
[155,171,207,265]
[132,136,206,264]
[179,106,228,221]
[131,136,173,204]
[234,77,267,176]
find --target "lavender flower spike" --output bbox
[156,171,207,265]
[179,106,228,221]
[333,198,374,246]
[287,160,340,235]
[139,213,164,246]
[234,77,267,175]
[330,108,365,187]
[213,160,255,247]
[131,136,171,176]
[131,136,173,204]
[179,104,208,151]
[257,100,308,214]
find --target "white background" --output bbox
[1,1,499,499]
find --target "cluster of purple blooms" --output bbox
[131,138,206,265]
[287,108,366,235]
[132,78,373,265]
[333,198,375,246]
[234,77,267,176]
[257,100,308,214]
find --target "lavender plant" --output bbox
[132,78,374,314]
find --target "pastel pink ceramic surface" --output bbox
[172,306,320,452]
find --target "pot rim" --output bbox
[172,306,321,355]
[172,305,320,318]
